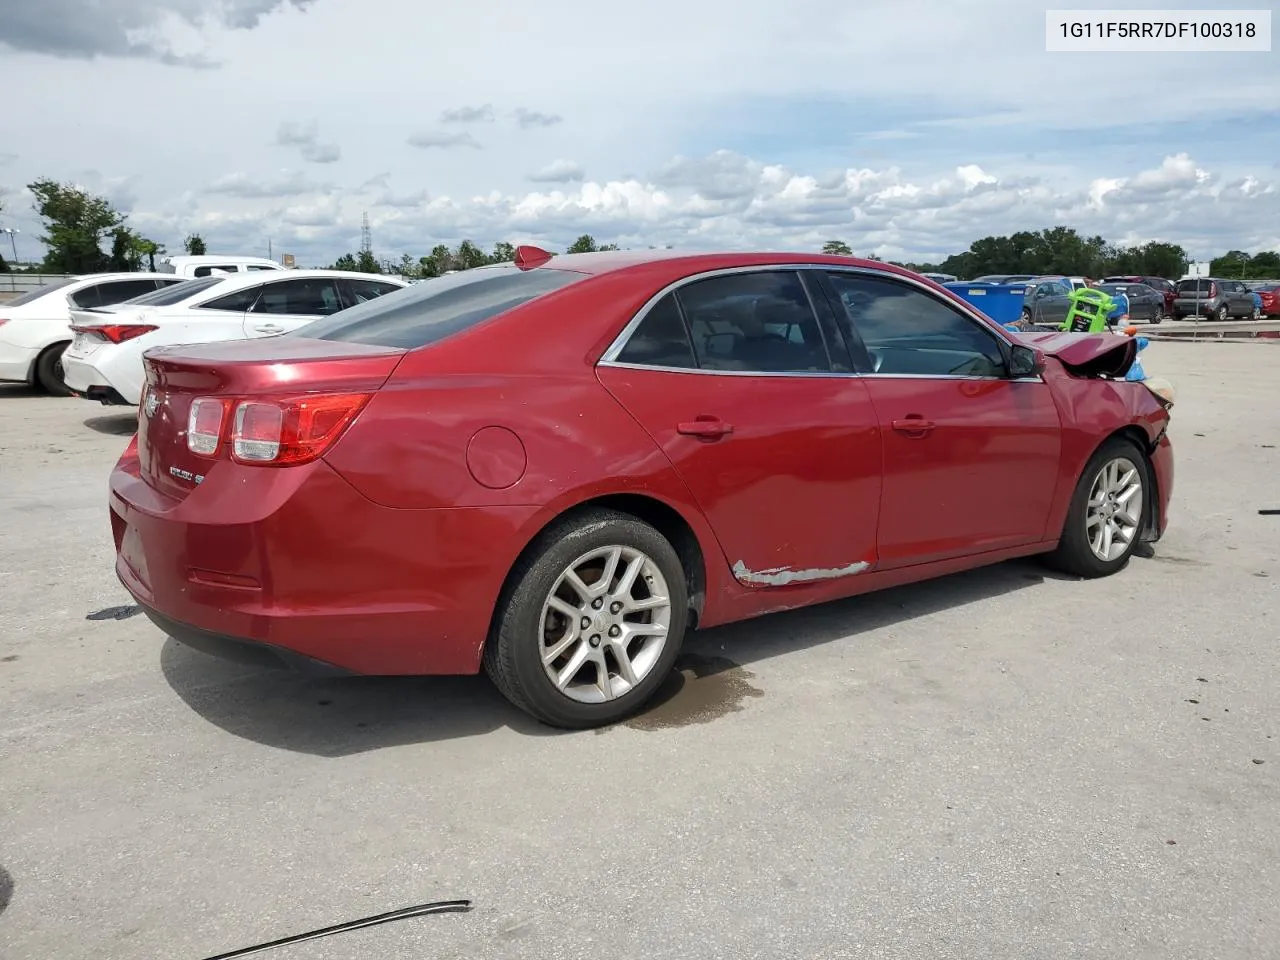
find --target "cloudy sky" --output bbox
[0,0,1277,267]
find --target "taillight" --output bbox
[70,324,158,344]
[182,393,370,466]
[187,398,227,456]
[0,319,8,328]
[1208,283,1218,298]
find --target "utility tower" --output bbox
[360,212,372,255]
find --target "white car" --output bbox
[62,269,407,405]
[0,273,188,395]
[158,254,286,278]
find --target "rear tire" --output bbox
[483,508,689,729]
[34,342,72,397]
[1043,436,1150,579]
[1215,304,1228,322]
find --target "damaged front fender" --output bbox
[1011,330,1138,379]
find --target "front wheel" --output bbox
[34,342,73,397]
[1044,437,1149,579]
[483,508,689,729]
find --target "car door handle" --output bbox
[677,417,734,440]
[891,417,936,437]
[252,323,284,334]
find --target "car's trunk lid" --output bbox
[138,337,406,501]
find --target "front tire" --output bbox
[483,508,689,729]
[1044,436,1149,579]
[34,342,72,397]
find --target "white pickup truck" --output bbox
[158,255,286,278]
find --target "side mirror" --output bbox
[1009,344,1044,377]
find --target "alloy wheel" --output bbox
[538,545,672,704]
[1085,456,1144,562]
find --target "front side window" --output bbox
[826,272,1008,378]
[251,278,343,316]
[193,264,242,277]
[340,278,404,306]
[614,293,697,369]
[673,271,831,373]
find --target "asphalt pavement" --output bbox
[1,341,1278,960]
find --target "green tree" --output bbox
[355,250,381,273]
[184,233,207,256]
[140,239,165,272]
[454,239,489,269]
[28,178,124,273]
[421,244,453,277]
[566,234,598,254]
[108,226,146,271]
[822,240,853,256]
[598,242,620,251]
[330,253,358,271]
[490,241,516,263]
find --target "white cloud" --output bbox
[406,130,482,149]
[204,169,327,198]
[511,108,563,128]
[527,160,585,184]
[440,104,495,124]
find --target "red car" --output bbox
[109,248,1175,728]
[1257,285,1280,317]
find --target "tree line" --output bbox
[822,230,1280,281]
[2,178,1276,281]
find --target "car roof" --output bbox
[532,249,927,284]
[191,268,400,293]
[69,272,178,282]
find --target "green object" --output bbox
[1061,287,1115,333]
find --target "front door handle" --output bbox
[253,323,284,334]
[677,416,734,440]
[891,417,936,437]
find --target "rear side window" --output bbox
[615,294,697,369]
[340,278,404,306]
[194,264,242,277]
[93,279,168,306]
[198,286,262,312]
[125,276,225,306]
[301,265,587,348]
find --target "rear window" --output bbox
[124,276,226,306]
[5,277,78,306]
[299,265,588,348]
[1177,279,1214,294]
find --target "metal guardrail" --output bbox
[1,272,74,298]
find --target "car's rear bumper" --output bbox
[110,452,540,676]
[63,354,140,404]
[0,341,37,383]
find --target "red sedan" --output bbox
[1257,285,1280,317]
[110,248,1175,728]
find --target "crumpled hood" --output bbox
[1011,330,1137,379]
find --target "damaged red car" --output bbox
[109,249,1175,728]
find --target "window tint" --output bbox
[826,272,1008,378]
[5,277,77,306]
[674,271,831,373]
[1177,279,1212,294]
[194,264,241,277]
[340,278,403,306]
[248,265,279,271]
[251,278,343,316]
[68,284,106,309]
[198,286,262,312]
[615,294,697,369]
[301,265,587,348]
[125,276,225,306]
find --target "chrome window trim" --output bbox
[597,262,1044,384]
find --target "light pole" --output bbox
[1,228,17,291]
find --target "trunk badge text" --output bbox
[168,466,205,485]
[144,389,161,417]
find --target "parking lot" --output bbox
[1,341,1277,960]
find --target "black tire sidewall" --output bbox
[1056,437,1150,578]
[35,343,72,396]
[493,511,688,728]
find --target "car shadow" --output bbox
[160,557,1066,756]
[0,383,39,398]
[83,413,137,436]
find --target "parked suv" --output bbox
[1172,278,1257,321]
